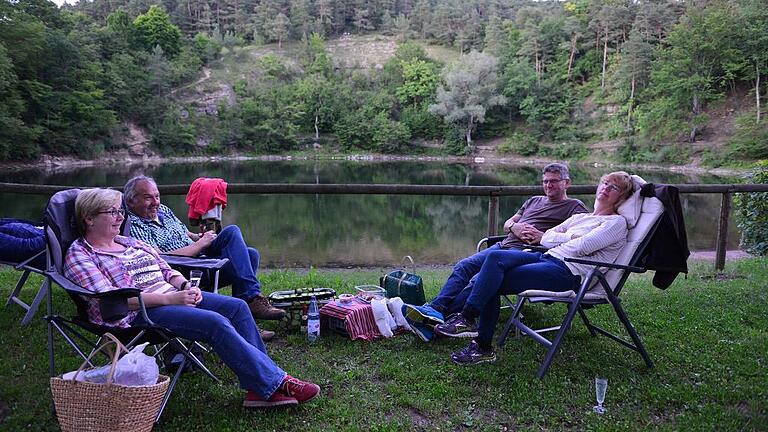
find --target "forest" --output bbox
[1,0,766,165]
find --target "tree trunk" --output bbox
[601,38,608,89]
[566,35,576,82]
[690,92,700,142]
[466,117,474,153]
[756,63,761,125]
[627,74,635,130]
[314,110,320,141]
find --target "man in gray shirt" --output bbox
[406,163,587,338]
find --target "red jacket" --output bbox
[185,178,228,220]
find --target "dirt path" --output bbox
[169,67,211,95]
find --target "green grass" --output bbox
[1,260,766,431]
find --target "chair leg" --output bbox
[577,307,598,336]
[536,299,582,379]
[6,269,31,307]
[156,357,187,424]
[20,279,48,326]
[497,296,526,347]
[610,299,654,368]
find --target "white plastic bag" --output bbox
[113,342,160,386]
[371,298,395,338]
[387,297,409,328]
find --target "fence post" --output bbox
[715,192,732,272]
[487,195,499,237]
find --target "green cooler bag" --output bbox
[380,268,425,306]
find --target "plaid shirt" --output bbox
[128,204,194,253]
[63,236,183,327]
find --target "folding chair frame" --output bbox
[3,249,48,326]
[496,216,662,378]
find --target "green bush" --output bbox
[499,132,538,156]
[735,161,768,255]
[727,114,768,159]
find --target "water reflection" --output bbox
[0,160,743,267]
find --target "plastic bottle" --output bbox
[307,296,320,343]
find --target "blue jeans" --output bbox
[204,225,261,302]
[132,292,286,399]
[463,250,581,345]
[430,244,502,315]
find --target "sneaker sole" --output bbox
[243,398,299,408]
[434,328,478,339]
[403,305,445,325]
[451,353,497,365]
[405,319,433,342]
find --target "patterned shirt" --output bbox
[63,235,183,327]
[128,204,194,253]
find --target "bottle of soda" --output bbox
[307,295,320,343]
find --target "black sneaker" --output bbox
[451,341,497,365]
[434,313,478,338]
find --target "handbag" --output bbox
[379,256,426,306]
[50,333,169,432]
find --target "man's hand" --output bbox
[195,230,217,248]
[517,223,544,244]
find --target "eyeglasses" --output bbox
[95,209,125,218]
[601,181,621,193]
[542,179,565,185]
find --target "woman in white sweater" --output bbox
[435,172,634,365]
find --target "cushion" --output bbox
[617,175,647,229]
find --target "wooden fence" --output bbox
[2,182,767,271]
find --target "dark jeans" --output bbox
[463,250,581,345]
[132,292,285,399]
[204,225,261,302]
[430,244,502,315]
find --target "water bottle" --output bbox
[307,296,320,343]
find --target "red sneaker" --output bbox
[242,390,298,408]
[279,375,320,404]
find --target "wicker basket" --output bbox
[50,333,170,432]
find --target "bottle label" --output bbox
[308,320,320,336]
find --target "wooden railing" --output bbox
[2,182,767,271]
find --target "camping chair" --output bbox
[495,176,665,378]
[43,189,219,423]
[2,218,48,325]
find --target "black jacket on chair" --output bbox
[639,183,690,289]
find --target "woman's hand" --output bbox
[166,290,199,307]
[188,286,203,305]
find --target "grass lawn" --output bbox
[1,259,766,431]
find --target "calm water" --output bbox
[0,160,742,267]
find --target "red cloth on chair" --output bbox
[185,178,228,220]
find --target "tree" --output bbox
[133,5,182,57]
[396,59,439,106]
[352,8,374,33]
[268,13,291,48]
[617,28,652,129]
[428,51,507,152]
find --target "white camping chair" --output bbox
[496,175,665,378]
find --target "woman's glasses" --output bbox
[601,181,620,192]
[95,209,125,218]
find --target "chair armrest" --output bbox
[476,236,507,252]
[563,257,646,273]
[47,271,141,298]
[15,249,46,271]
[523,245,549,253]
[160,254,229,270]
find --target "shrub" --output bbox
[499,132,538,156]
[727,114,768,160]
[735,162,768,255]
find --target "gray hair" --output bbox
[123,175,156,204]
[542,163,570,180]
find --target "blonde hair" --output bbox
[600,171,634,210]
[74,188,123,234]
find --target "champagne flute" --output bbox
[593,377,608,414]
[189,270,203,289]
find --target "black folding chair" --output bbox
[43,189,219,423]
[3,250,47,326]
[496,178,668,378]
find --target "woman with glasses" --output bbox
[434,172,635,365]
[63,188,320,408]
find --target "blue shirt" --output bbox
[127,204,194,253]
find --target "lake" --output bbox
[0,159,742,267]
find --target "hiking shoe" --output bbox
[279,375,320,404]
[243,390,298,408]
[249,294,286,321]
[434,313,478,338]
[403,304,444,325]
[402,304,441,342]
[259,328,276,342]
[451,341,497,365]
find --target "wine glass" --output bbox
[593,377,608,414]
[189,270,203,289]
